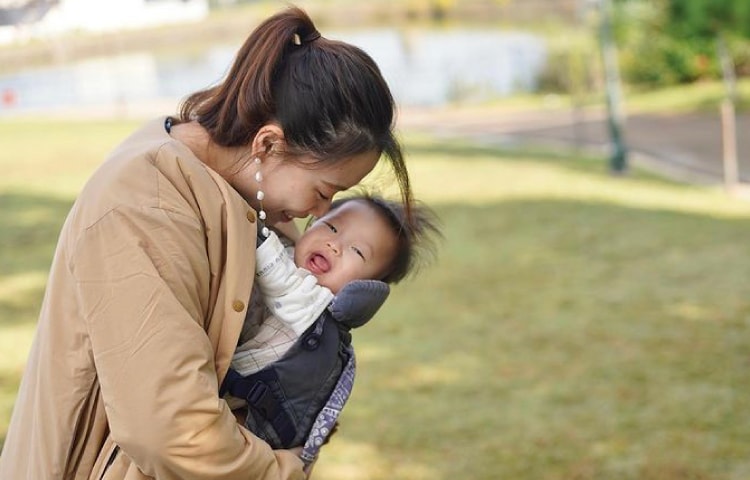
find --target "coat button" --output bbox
[232,300,245,312]
[246,210,256,223]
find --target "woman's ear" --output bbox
[252,124,285,157]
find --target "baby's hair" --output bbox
[329,194,442,284]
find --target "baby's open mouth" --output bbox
[306,253,330,274]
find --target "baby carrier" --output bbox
[220,278,389,466]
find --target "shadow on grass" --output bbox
[0,191,73,327]
[0,190,73,452]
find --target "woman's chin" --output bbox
[273,211,296,224]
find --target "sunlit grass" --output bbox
[1,119,749,478]
[0,119,141,195]
[625,79,750,114]
[482,79,750,115]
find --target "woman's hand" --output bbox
[281,446,318,478]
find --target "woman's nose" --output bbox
[309,198,332,218]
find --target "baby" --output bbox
[231,194,439,377]
[222,194,440,463]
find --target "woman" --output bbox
[0,6,411,480]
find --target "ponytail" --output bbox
[180,7,317,146]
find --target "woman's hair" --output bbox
[179,6,412,216]
[329,194,442,285]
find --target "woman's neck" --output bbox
[170,121,242,176]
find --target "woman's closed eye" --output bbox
[317,191,330,201]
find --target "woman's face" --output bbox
[230,148,380,226]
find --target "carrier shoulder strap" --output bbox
[222,366,299,445]
[300,344,356,465]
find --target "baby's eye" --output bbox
[324,221,337,233]
[352,246,365,261]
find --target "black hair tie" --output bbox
[303,30,321,43]
[292,30,321,46]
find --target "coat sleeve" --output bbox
[70,205,304,480]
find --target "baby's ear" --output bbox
[328,280,390,329]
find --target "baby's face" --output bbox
[294,200,397,293]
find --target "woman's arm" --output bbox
[72,205,304,480]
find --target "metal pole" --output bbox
[721,99,739,189]
[717,34,739,190]
[598,0,627,173]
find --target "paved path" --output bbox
[399,105,750,185]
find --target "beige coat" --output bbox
[0,118,304,479]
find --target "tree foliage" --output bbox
[665,0,750,39]
[615,0,750,86]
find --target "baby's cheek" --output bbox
[315,273,336,292]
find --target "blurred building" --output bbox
[0,0,209,44]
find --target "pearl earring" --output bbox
[254,157,270,237]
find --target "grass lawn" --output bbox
[483,78,750,115]
[1,118,749,479]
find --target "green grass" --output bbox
[490,78,750,114]
[474,79,750,118]
[625,80,750,114]
[2,119,750,479]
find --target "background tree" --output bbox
[616,0,750,86]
